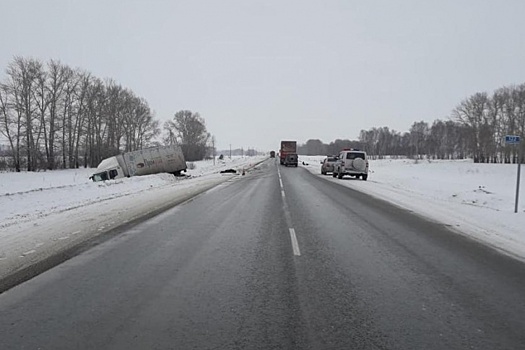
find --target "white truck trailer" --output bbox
[90,144,187,182]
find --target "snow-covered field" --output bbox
[0,155,524,284]
[300,156,525,261]
[0,157,260,229]
[0,156,265,281]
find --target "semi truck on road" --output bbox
[280,141,298,167]
[90,144,187,182]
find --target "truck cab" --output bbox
[90,157,126,182]
[90,169,120,182]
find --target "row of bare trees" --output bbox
[299,122,470,160]
[300,84,525,163]
[360,84,525,162]
[298,139,361,156]
[0,57,160,171]
[358,121,470,160]
[452,85,525,163]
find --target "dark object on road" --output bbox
[270,151,276,158]
[220,169,237,174]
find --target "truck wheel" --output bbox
[338,172,343,179]
[362,175,368,181]
[332,171,337,178]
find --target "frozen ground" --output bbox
[300,156,525,261]
[0,155,524,285]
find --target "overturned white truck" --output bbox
[90,144,187,182]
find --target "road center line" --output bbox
[278,164,300,256]
[289,228,301,256]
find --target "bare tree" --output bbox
[71,70,91,168]
[123,95,159,151]
[514,84,525,163]
[453,92,490,162]
[60,65,78,168]
[40,60,71,169]
[409,121,429,159]
[0,82,22,171]
[164,110,210,161]
[4,57,45,171]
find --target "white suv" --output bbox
[332,149,369,180]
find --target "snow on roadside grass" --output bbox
[299,155,525,260]
[0,156,264,228]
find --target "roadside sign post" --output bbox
[516,154,521,213]
[505,135,522,213]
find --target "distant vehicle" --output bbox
[321,156,338,175]
[280,141,298,167]
[270,151,276,158]
[90,144,187,182]
[333,149,368,180]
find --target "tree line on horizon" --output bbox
[0,57,211,171]
[299,84,525,163]
[2,55,524,172]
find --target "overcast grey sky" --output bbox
[2,0,525,151]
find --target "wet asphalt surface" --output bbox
[1,159,525,349]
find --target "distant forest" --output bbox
[299,86,525,163]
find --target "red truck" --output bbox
[280,140,298,167]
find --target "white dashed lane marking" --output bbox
[277,165,301,257]
[289,228,301,256]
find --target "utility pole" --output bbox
[212,136,216,166]
[504,135,522,213]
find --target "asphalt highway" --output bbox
[1,159,524,349]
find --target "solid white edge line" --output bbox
[289,228,301,256]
